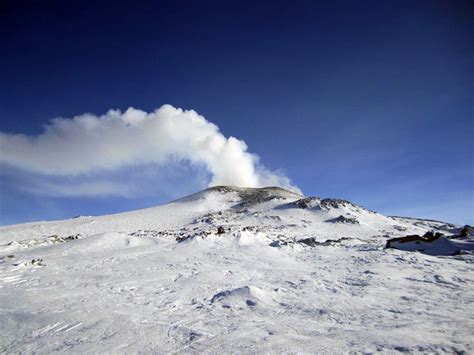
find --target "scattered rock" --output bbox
[326,215,359,224]
[264,215,282,221]
[270,236,352,248]
[31,258,45,266]
[176,235,194,243]
[65,234,81,241]
[194,212,220,225]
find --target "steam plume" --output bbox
[0,105,300,195]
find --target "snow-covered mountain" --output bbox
[1,186,473,353]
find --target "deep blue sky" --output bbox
[1,0,473,225]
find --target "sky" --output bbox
[0,0,472,225]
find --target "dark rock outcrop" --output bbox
[297,237,319,246]
[326,215,359,225]
[460,225,472,238]
[385,231,443,249]
[298,200,309,209]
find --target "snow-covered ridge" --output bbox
[174,185,303,204]
[1,186,473,353]
[0,185,465,249]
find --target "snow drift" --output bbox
[1,186,473,353]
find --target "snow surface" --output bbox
[1,186,473,353]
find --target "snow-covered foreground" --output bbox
[1,187,473,353]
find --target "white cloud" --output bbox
[0,105,301,195]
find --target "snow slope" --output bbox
[1,186,473,353]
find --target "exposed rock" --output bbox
[460,225,472,238]
[209,286,260,309]
[130,230,160,238]
[384,231,474,256]
[31,258,45,266]
[270,236,352,248]
[385,231,443,249]
[194,212,220,225]
[320,199,375,213]
[285,197,319,210]
[217,226,226,235]
[298,200,308,209]
[176,235,194,243]
[65,234,81,241]
[297,237,318,246]
[269,240,288,247]
[326,215,359,224]
[321,199,346,209]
